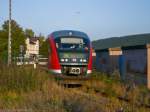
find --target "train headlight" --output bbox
[83,59,87,62]
[80,59,83,62]
[72,58,77,62]
[60,59,65,62]
[65,59,68,62]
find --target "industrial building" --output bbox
[92,33,150,88]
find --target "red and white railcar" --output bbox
[47,30,92,78]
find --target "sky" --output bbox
[0,0,150,40]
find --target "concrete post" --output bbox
[34,63,36,69]
[147,44,150,89]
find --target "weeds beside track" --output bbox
[0,64,149,112]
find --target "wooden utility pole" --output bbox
[8,0,12,65]
[147,44,150,89]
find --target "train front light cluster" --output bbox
[65,59,68,62]
[83,59,87,62]
[61,58,87,63]
[80,59,87,62]
[60,58,69,62]
[72,58,77,62]
[60,59,65,62]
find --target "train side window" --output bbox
[56,43,59,48]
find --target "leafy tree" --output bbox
[38,34,45,47]
[39,39,48,57]
[25,29,34,37]
[0,30,8,62]
[0,20,26,61]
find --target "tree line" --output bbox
[0,20,48,63]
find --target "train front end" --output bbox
[48,30,92,79]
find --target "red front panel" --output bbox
[48,35,61,70]
[87,44,92,73]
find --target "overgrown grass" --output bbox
[0,64,48,92]
[0,64,149,112]
[83,71,150,112]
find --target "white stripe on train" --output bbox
[87,70,92,74]
[51,69,62,74]
[51,69,92,74]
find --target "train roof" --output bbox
[50,30,90,40]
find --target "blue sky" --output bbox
[0,0,150,40]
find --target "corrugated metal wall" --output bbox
[94,49,147,75]
[95,51,120,73]
[123,49,147,74]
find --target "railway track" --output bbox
[39,66,150,110]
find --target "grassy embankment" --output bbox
[0,64,150,112]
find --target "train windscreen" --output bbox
[55,37,89,50]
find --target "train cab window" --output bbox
[55,37,89,50]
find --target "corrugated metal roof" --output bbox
[92,33,150,50]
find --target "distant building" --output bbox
[25,37,39,58]
[92,33,150,88]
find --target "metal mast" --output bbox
[8,0,12,65]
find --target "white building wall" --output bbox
[25,38,39,57]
